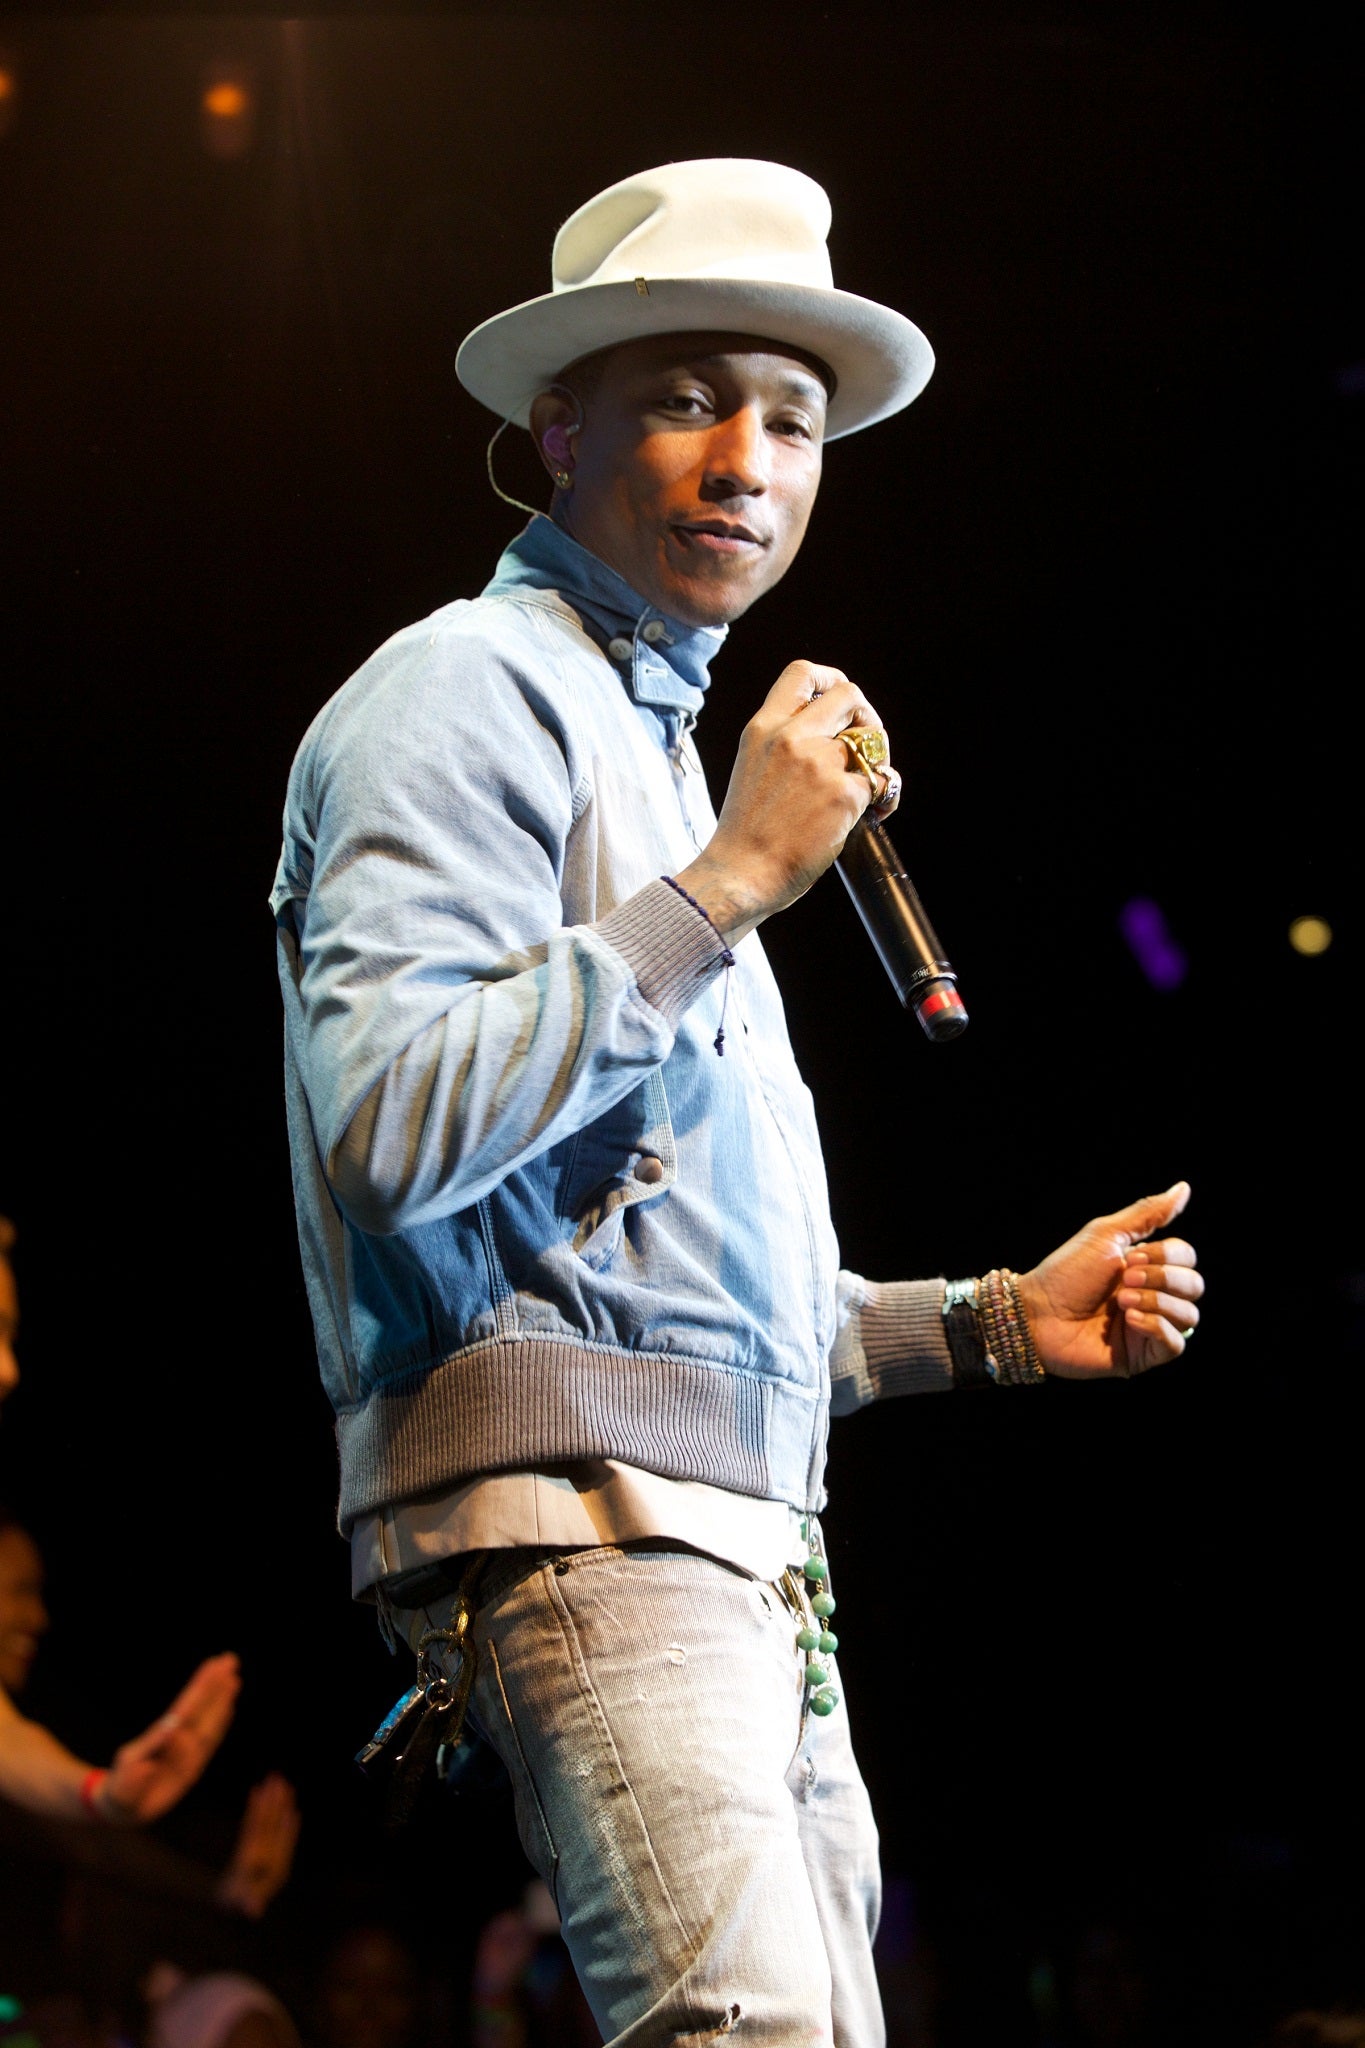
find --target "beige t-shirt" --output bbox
[351,1460,811,1598]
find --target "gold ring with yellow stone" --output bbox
[837,726,890,789]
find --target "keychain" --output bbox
[356,1559,485,1825]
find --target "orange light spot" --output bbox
[203,81,248,119]
[1289,916,1332,957]
[0,68,15,102]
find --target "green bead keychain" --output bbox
[797,1518,841,1716]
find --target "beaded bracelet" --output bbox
[660,874,736,1056]
[978,1268,1046,1386]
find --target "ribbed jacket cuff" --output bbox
[863,1277,961,1392]
[597,877,731,1030]
[856,1277,956,1399]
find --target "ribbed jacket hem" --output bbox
[334,1333,826,1533]
[598,878,730,1029]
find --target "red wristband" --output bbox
[79,1767,109,1818]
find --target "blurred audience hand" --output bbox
[103,1651,241,1822]
[216,1770,302,1918]
[473,1906,540,2002]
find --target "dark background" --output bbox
[1,7,1361,2041]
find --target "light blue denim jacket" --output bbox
[273,517,950,1533]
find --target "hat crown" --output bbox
[552,159,835,297]
[456,155,933,440]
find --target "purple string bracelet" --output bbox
[661,874,736,1055]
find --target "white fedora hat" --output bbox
[455,158,933,442]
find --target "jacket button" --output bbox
[634,1156,664,1184]
[607,635,633,662]
[641,619,670,645]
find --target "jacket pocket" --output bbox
[563,1068,676,1272]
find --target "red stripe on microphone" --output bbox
[919,988,962,1019]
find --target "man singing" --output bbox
[272,159,1203,2047]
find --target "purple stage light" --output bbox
[1119,897,1188,990]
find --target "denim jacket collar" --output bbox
[485,515,727,718]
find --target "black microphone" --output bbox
[834,816,968,1041]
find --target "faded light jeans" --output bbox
[410,1543,885,2047]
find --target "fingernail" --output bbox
[1117,1289,1141,1307]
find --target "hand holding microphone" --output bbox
[673,660,967,1040]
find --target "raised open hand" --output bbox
[217,1771,302,1918]
[473,1904,542,2006]
[103,1651,240,1822]
[1015,1182,1203,1381]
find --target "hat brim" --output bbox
[455,277,933,441]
